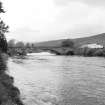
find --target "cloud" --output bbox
[3,0,105,41]
[54,0,105,6]
[6,27,40,42]
[44,2,105,37]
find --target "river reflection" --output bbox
[7,54,105,105]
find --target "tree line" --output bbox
[8,38,105,57]
[8,39,35,48]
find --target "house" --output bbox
[81,43,104,49]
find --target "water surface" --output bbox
[8,53,105,105]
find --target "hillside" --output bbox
[34,33,105,48]
[74,33,105,47]
[34,39,64,47]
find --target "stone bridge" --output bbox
[8,47,74,56]
[36,47,74,55]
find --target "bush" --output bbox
[61,39,74,48]
[85,48,96,56]
[93,49,105,56]
[75,47,105,57]
[74,47,93,56]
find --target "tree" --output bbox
[0,2,5,13]
[15,41,25,48]
[0,2,9,53]
[8,39,15,47]
[25,43,34,48]
[61,39,74,48]
[31,43,34,48]
[25,42,31,48]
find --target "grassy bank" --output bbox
[0,53,24,105]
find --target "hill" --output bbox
[34,33,105,48]
[74,33,105,47]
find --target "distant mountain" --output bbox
[34,33,105,48]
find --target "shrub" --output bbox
[61,39,74,48]
[75,47,105,57]
[93,49,105,56]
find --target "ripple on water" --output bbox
[8,56,105,105]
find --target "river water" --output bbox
[7,53,105,105]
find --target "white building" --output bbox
[81,43,104,49]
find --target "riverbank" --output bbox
[74,47,105,57]
[8,48,27,57]
[0,53,24,105]
[36,47,105,57]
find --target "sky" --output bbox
[1,0,105,42]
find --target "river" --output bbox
[7,53,105,105]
